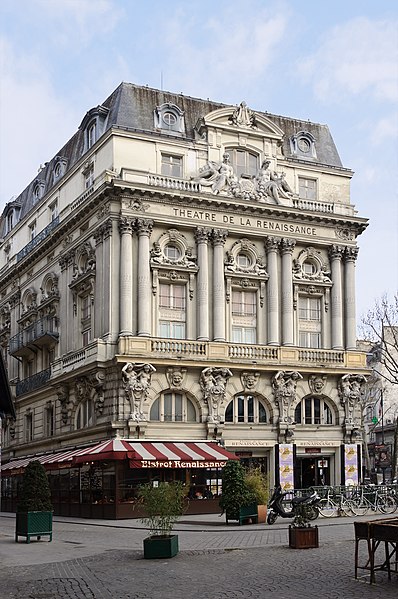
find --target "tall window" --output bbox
[150,392,197,422]
[25,412,33,442]
[161,154,182,178]
[228,149,258,178]
[225,395,267,423]
[45,403,55,437]
[159,283,186,339]
[85,164,94,188]
[49,201,58,222]
[298,296,321,348]
[29,221,36,241]
[298,177,317,200]
[232,290,256,344]
[81,295,92,346]
[76,399,94,429]
[87,122,96,148]
[294,397,333,425]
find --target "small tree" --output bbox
[137,482,187,537]
[219,460,254,520]
[244,466,269,505]
[17,460,53,513]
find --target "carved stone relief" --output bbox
[338,374,367,425]
[272,370,303,424]
[122,362,156,422]
[166,367,187,389]
[200,367,232,423]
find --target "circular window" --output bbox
[236,252,252,269]
[164,244,182,261]
[163,112,177,126]
[298,138,310,153]
[302,260,317,276]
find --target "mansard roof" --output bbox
[3,81,344,224]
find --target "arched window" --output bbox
[294,396,333,425]
[150,392,198,422]
[227,149,258,178]
[225,394,267,424]
[76,399,94,429]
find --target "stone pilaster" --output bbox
[136,218,153,337]
[280,238,295,346]
[118,217,134,336]
[329,245,345,349]
[344,246,359,350]
[212,229,228,341]
[195,227,211,340]
[265,237,280,345]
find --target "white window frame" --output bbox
[225,395,267,424]
[150,392,198,422]
[231,289,257,344]
[298,296,322,348]
[294,396,333,425]
[298,177,317,200]
[161,154,183,178]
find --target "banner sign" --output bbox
[130,460,227,469]
[344,444,359,485]
[278,444,294,490]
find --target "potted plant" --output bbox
[220,461,257,525]
[288,503,319,549]
[244,467,269,524]
[15,460,53,543]
[137,481,187,559]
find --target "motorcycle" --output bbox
[267,484,321,525]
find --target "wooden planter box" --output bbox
[226,502,258,525]
[289,525,319,549]
[143,534,179,559]
[15,511,53,543]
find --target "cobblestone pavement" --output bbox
[1,513,397,598]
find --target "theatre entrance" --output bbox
[295,456,330,489]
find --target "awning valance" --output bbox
[1,439,237,472]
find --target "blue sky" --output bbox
[1,0,397,327]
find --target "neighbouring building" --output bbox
[0,83,370,518]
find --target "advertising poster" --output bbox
[344,444,359,485]
[279,443,294,490]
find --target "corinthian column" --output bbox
[280,238,296,346]
[195,227,211,340]
[212,229,228,341]
[329,245,345,349]
[136,218,153,337]
[265,237,280,345]
[118,217,134,336]
[344,246,359,350]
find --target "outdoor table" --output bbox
[354,517,398,584]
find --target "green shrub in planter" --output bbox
[219,461,255,523]
[137,481,187,558]
[15,460,53,543]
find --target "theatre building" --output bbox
[0,83,369,518]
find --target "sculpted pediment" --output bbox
[196,102,284,140]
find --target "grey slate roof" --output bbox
[1,81,344,230]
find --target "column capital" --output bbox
[344,246,359,263]
[118,217,134,235]
[280,238,296,255]
[265,236,280,252]
[329,244,345,261]
[195,226,212,244]
[212,228,228,246]
[136,218,154,237]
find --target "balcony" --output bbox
[16,216,59,263]
[16,368,51,396]
[9,316,59,357]
[118,337,367,369]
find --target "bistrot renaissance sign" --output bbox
[131,459,227,469]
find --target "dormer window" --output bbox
[154,103,185,134]
[52,156,67,184]
[79,105,109,153]
[290,131,317,159]
[4,205,20,234]
[32,179,45,203]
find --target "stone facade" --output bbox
[0,83,369,489]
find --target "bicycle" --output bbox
[349,485,397,516]
[318,486,358,517]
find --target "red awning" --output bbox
[73,440,238,468]
[1,439,237,472]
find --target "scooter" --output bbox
[267,484,321,525]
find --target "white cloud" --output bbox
[299,17,398,104]
[159,5,290,100]
[370,111,398,145]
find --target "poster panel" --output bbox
[279,444,294,490]
[344,444,359,485]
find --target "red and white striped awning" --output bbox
[1,439,237,472]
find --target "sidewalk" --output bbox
[1,512,397,599]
